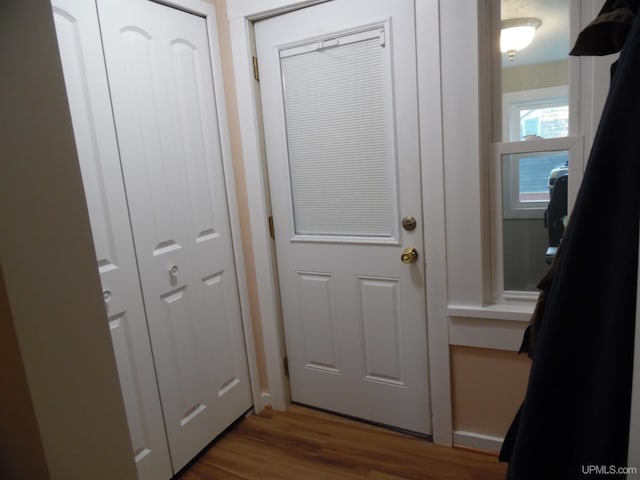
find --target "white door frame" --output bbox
[157,0,263,413]
[228,0,452,444]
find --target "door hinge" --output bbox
[283,356,289,377]
[252,56,260,81]
[268,215,274,238]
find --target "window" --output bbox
[492,137,581,295]
[502,148,568,219]
[491,0,576,297]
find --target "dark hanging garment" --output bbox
[501,10,640,480]
[570,0,640,56]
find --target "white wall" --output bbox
[0,0,137,478]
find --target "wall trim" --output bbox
[447,304,532,322]
[449,316,529,352]
[228,8,290,412]
[416,0,453,446]
[453,431,504,453]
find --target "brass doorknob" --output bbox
[401,246,419,264]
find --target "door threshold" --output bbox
[290,401,433,442]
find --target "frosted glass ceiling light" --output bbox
[501,18,541,61]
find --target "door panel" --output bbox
[96,0,252,470]
[358,276,405,385]
[256,0,431,434]
[51,2,172,479]
[297,272,341,373]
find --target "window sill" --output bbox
[447,303,534,322]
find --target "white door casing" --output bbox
[255,0,432,434]
[51,1,173,478]
[96,0,253,470]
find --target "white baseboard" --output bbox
[453,431,504,453]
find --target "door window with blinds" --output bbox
[279,28,398,240]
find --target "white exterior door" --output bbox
[96,0,252,470]
[51,1,172,479]
[256,0,431,434]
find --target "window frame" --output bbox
[490,136,583,302]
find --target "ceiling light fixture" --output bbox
[501,18,542,61]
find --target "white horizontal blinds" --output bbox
[280,29,395,237]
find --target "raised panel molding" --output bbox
[201,271,240,394]
[296,272,340,373]
[357,276,405,386]
[170,39,221,243]
[109,313,155,459]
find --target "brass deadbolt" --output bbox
[402,216,417,231]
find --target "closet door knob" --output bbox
[169,265,179,276]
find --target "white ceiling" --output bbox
[501,0,571,67]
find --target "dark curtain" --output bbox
[500,8,640,479]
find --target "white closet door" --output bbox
[96,0,252,470]
[51,1,172,479]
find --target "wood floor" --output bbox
[175,405,507,480]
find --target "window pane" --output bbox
[520,105,568,139]
[502,150,568,291]
[518,151,568,203]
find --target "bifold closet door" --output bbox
[96,0,253,471]
[51,1,173,479]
